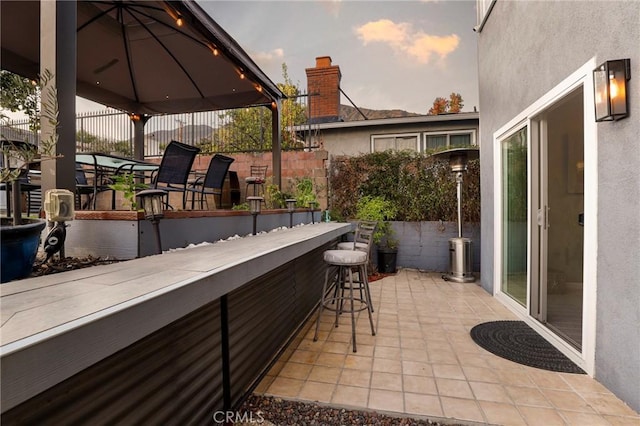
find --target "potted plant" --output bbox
[355,195,399,273]
[1,70,59,282]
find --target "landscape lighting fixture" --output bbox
[594,59,631,122]
[137,189,167,254]
[248,196,263,235]
[286,198,297,228]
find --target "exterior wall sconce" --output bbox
[594,59,631,122]
[137,189,167,254]
[286,198,297,228]
[247,196,264,235]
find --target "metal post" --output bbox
[456,172,463,238]
[289,211,293,228]
[152,219,162,254]
[252,213,257,235]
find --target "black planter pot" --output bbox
[377,247,398,273]
[1,218,46,283]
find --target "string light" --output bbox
[175,16,183,27]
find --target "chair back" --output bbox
[75,163,89,185]
[249,165,268,181]
[155,140,200,186]
[202,154,235,190]
[353,220,377,253]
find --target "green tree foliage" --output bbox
[208,63,307,152]
[0,70,40,132]
[427,92,464,115]
[330,151,480,223]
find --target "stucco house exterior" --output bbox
[303,57,479,158]
[476,0,639,412]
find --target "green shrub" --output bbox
[329,150,480,223]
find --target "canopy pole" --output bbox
[271,100,282,188]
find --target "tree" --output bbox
[427,92,464,115]
[0,70,41,131]
[207,63,307,152]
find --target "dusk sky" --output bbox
[201,0,480,114]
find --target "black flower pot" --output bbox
[1,218,46,283]
[377,247,398,273]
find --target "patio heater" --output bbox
[247,196,263,235]
[286,199,297,228]
[137,189,167,254]
[431,147,479,283]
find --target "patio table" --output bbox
[75,152,159,209]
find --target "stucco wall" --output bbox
[478,1,639,411]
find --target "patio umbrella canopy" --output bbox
[0,0,283,114]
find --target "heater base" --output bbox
[444,237,475,283]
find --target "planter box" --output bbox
[58,209,318,259]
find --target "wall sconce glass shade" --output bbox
[137,189,166,221]
[594,59,631,122]
[247,196,263,214]
[285,199,297,212]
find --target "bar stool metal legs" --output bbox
[314,250,375,352]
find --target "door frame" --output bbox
[492,59,598,375]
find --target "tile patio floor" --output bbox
[254,269,640,426]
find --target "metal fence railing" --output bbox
[1,91,322,159]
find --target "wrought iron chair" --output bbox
[244,165,268,199]
[151,140,200,209]
[186,154,235,209]
[75,163,114,210]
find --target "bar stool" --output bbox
[314,248,376,352]
[336,220,377,312]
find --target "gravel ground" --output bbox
[237,396,468,426]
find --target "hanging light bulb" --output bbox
[175,16,184,27]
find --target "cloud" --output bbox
[321,0,342,17]
[252,48,285,64]
[355,19,459,64]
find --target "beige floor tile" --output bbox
[469,381,513,403]
[436,378,474,399]
[602,414,640,425]
[298,381,335,403]
[289,349,320,365]
[339,369,371,388]
[403,375,437,395]
[373,357,402,374]
[399,329,423,339]
[374,345,402,360]
[432,363,466,380]
[400,337,427,350]
[326,331,353,343]
[307,365,341,384]
[279,362,313,380]
[332,385,369,407]
[404,393,443,417]
[254,376,274,394]
[518,405,569,426]
[561,374,610,394]
[371,371,403,391]
[461,366,500,383]
[440,397,485,423]
[344,354,373,371]
[322,340,350,354]
[505,385,552,407]
[494,368,537,387]
[427,348,458,365]
[352,343,375,357]
[368,389,404,413]
[376,327,399,337]
[528,369,573,390]
[375,335,401,347]
[541,388,594,412]
[402,348,430,362]
[316,352,346,368]
[478,401,527,426]
[402,360,433,377]
[296,339,324,352]
[266,377,304,398]
[581,393,640,417]
[560,410,613,425]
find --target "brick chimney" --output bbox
[306,56,342,123]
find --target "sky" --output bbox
[199,0,479,114]
[9,0,479,118]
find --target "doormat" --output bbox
[470,321,585,374]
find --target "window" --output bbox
[371,134,419,152]
[423,130,476,151]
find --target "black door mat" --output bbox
[470,320,585,374]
